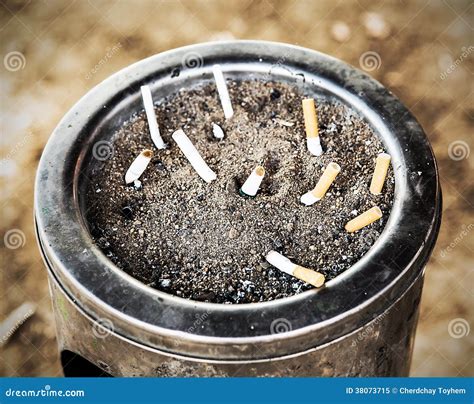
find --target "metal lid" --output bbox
[35,41,441,360]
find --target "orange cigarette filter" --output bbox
[302,98,319,138]
[370,153,391,195]
[345,206,383,233]
[293,265,325,287]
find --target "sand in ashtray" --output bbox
[85,79,394,304]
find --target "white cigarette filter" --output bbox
[212,64,234,119]
[241,166,265,196]
[369,153,391,195]
[302,98,322,156]
[266,251,325,288]
[172,130,217,183]
[125,149,153,184]
[345,206,383,233]
[212,123,224,139]
[301,162,341,206]
[140,85,166,149]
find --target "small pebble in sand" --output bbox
[228,228,239,239]
[160,279,171,288]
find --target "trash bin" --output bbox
[35,41,441,376]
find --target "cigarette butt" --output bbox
[241,165,265,196]
[293,265,325,288]
[140,85,166,149]
[212,123,224,139]
[172,130,217,183]
[302,98,319,138]
[125,149,153,184]
[265,251,325,288]
[301,162,341,206]
[370,153,391,195]
[302,98,322,156]
[212,64,234,119]
[345,206,383,233]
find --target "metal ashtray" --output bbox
[35,40,441,376]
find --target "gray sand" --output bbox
[85,80,394,304]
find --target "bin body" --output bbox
[47,270,424,376]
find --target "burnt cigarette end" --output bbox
[142,149,153,158]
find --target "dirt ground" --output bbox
[1,0,472,377]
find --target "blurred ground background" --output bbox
[0,0,472,376]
